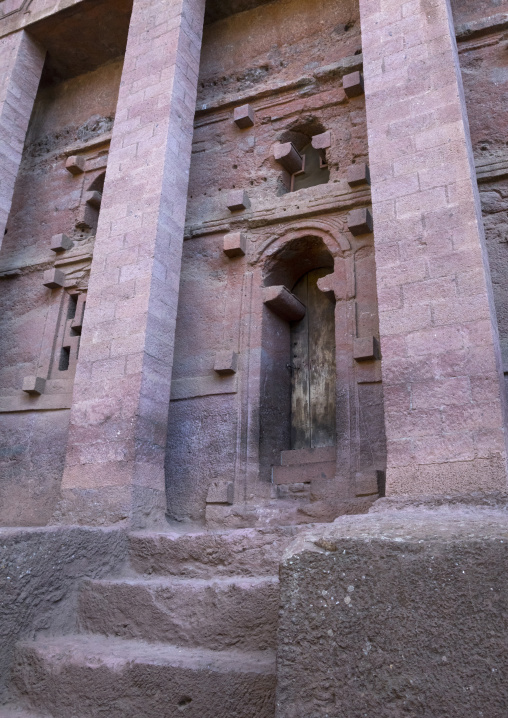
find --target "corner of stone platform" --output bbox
[276,494,508,718]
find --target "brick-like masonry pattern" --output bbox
[359,0,508,493]
[60,0,206,525]
[0,30,44,250]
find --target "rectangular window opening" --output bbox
[59,346,71,371]
[67,293,78,320]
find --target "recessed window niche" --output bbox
[274,121,331,194]
[259,235,335,481]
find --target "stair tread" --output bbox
[86,574,278,588]
[0,707,46,718]
[127,526,300,577]
[19,634,276,675]
[129,526,297,539]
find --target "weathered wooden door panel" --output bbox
[289,282,310,450]
[290,268,336,449]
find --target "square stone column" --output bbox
[359,0,508,493]
[59,0,206,527]
[0,30,45,249]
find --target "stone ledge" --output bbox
[476,155,508,183]
[195,54,363,118]
[456,13,508,42]
[0,393,72,413]
[170,374,238,401]
[185,183,371,240]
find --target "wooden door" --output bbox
[290,268,336,449]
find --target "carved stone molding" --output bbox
[0,0,32,21]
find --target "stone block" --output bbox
[280,446,336,466]
[233,104,255,128]
[311,131,331,150]
[227,189,250,212]
[277,504,508,718]
[347,163,370,187]
[206,481,234,504]
[50,233,73,252]
[355,469,384,497]
[263,285,306,322]
[347,208,373,235]
[272,142,303,174]
[22,376,46,395]
[214,350,238,375]
[76,204,99,231]
[65,155,85,175]
[343,70,364,98]
[353,336,381,361]
[85,190,102,209]
[223,232,246,258]
[42,269,65,289]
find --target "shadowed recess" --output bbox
[28,0,132,82]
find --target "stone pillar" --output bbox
[0,30,44,250]
[59,0,206,527]
[359,0,508,493]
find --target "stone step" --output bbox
[279,446,336,466]
[78,575,279,651]
[0,707,46,718]
[128,526,299,578]
[13,635,276,718]
[272,461,336,485]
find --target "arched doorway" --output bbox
[290,268,336,449]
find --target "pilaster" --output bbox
[359,0,508,493]
[0,30,44,249]
[59,0,206,526]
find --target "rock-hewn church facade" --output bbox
[0,0,507,716]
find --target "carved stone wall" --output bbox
[164,0,386,526]
[0,55,122,525]
[1,0,508,529]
